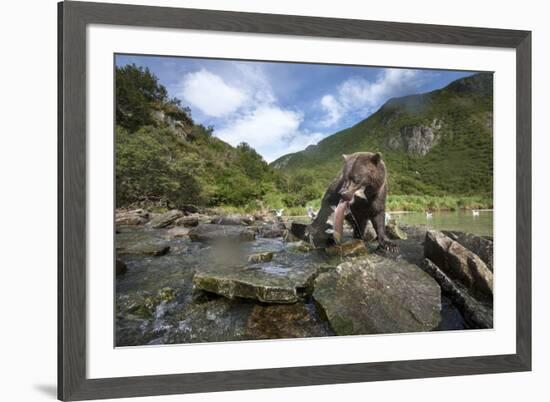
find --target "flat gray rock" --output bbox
[188,224,256,243]
[117,241,170,257]
[313,255,441,335]
[148,210,184,229]
[193,261,319,304]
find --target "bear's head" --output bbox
[339,152,386,202]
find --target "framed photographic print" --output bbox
[58,1,531,400]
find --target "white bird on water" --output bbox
[425,211,433,219]
[275,209,284,218]
[472,210,480,217]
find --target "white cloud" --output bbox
[177,64,327,162]
[320,68,426,127]
[216,106,323,163]
[178,69,247,117]
[319,94,344,127]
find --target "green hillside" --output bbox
[116,65,493,214]
[115,64,279,211]
[272,73,493,210]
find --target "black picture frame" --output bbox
[58,1,532,400]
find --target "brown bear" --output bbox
[307,152,396,252]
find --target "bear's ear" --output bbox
[372,152,382,164]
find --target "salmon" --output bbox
[333,199,349,244]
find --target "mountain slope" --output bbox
[115,64,276,210]
[272,73,493,199]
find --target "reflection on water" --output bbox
[392,210,493,237]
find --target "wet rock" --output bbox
[115,209,150,226]
[442,230,493,272]
[148,210,184,229]
[157,287,178,303]
[181,204,200,214]
[313,255,441,335]
[248,252,274,263]
[116,317,157,346]
[291,241,315,253]
[174,215,199,227]
[257,222,286,238]
[118,287,179,320]
[211,214,255,226]
[422,258,493,329]
[116,258,127,275]
[164,227,190,239]
[164,298,254,344]
[386,220,407,240]
[325,239,368,257]
[424,230,493,301]
[193,262,319,304]
[188,224,256,243]
[117,240,170,257]
[245,302,332,339]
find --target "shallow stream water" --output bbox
[115,221,472,347]
[392,210,493,237]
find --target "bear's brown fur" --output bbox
[307,152,396,251]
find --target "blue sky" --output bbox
[116,54,474,162]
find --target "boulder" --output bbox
[248,252,274,263]
[163,298,254,344]
[188,224,256,243]
[424,230,493,301]
[181,204,200,214]
[422,259,493,329]
[291,241,315,253]
[148,210,184,229]
[325,239,368,258]
[386,220,408,240]
[245,303,331,339]
[117,240,171,257]
[193,262,319,304]
[174,215,199,227]
[210,214,255,226]
[164,227,190,239]
[257,223,286,238]
[312,255,441,335]
[115,209,150,226]
[442,230,493,272]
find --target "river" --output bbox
[391,210,493,237]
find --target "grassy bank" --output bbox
[386,194,492,212]
[211,194,492,216]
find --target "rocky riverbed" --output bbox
[115,208,493,346]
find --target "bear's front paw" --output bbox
[377,240,398,254]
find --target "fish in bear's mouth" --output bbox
[333,188,367,244]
